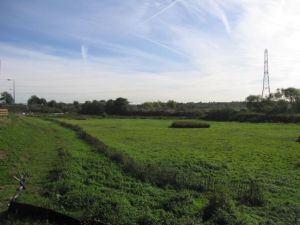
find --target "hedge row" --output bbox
[204,109,300,123]
[170,121,210,128]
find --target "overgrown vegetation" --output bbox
[202,188,247,225]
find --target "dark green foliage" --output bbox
[238,180,265,207]
[27,95,47,105]
[85,196,137,225]
[81,100,106,115]
[205,110,300,123]
[297,136,300,143]
[0,91,14,104]
[170,121,210,128]
[162,192,195,217]
[204,108,238,121]
[80,97,129,115]
[245,87,300,114]
[114,97,129,115]
[203,189,247,225]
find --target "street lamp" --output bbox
[7,78,15,104]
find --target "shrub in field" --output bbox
[202,189,247,225]
[85,196,137,225]
[296,136,300,142]
[170,121,210,128]
[238,180,265,207]
[137,211,160,225]
[59,188,100,209]
[162,192,194,217]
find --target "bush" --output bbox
[162,192,194,217]
[170,121,210,128]
[202,189,247,225]
[86,196,137,225]
[238,179,265,207]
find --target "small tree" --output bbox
[246,95,262,112]
[27,95,47,105]
[114,97,129,115]
[105,99,115,114]
[166,100,177,109]
[0,91,14,104]
[47,100,57,108]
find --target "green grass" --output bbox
[1,116,299,224]
[60,118,300,223]
[0,116,207,224]
[0,115,60,211]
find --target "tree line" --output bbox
[1,87,299,122]
[205,87,300,123]
[246,87,300,114]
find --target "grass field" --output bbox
[0,116,206,224]
[1,116,299,224]
[60,118,300,223]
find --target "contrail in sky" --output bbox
[138,0,182,26]
[133,33,190,59]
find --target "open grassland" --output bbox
[1,116,299,224]
[0,116,207,225]
[60,118,300,223]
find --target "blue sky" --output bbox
[0,0,300,103]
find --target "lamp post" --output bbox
[7,78,15,104]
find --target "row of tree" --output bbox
[246,88,300,113]
[20,95,244,115]
[80,98,129,115]
[1,87,299,117]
